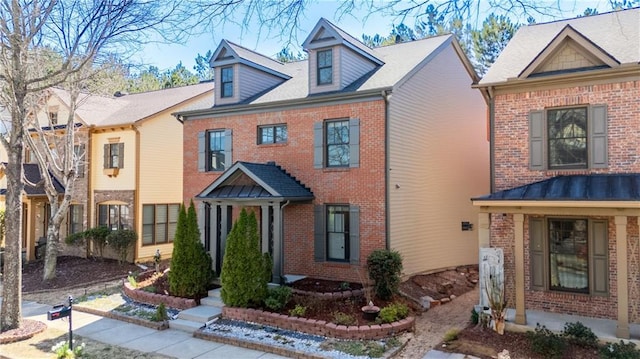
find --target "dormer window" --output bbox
[221,66,234,98]
[317,49,333,85]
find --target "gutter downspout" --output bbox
[382,89,392,250]
[279,200,290,283]
[133,125,141,262]
[86,125,94,259]
[488,86,495,193]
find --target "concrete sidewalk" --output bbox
[19,300,286,359]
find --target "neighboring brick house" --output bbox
[472,9,639,338]
[0,83,214,262]
[176,18,489,283]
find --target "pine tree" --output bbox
[220,208,269,307]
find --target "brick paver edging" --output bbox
[73,304,169,330]
[122,282,197,310]
[222,307,415,340]
[291,287,365,300]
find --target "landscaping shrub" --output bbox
[151,303,169,322]
[599,341,640,359]
[366,249,403,300]
[66,226,110,259]
[563,321,598,348]
[470,308,479,325]
[376,303,409,324]
[289,304,306,317]
[169,202,214,298]
[106,229,137,264]
[220,208,269,307]
[527,323,566,359]
[331,311,356,326]
[443,329,459,342]
[264,286,292,311]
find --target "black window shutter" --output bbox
[103,144,109,169]
[590,220,608,296]
[117,143,124,168]
[349,205,360,265]
[529,110,544,170]
[589,105,608,169]
[529,217,545,291]
[198,131,206,172]
[224,129,233,169]
[313,122,323,168]
[313,205,325,262]
[349,119,360,168]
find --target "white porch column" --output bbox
[615,216,629,339]
[261,205,270,254]
[514,213,526,325]
[478,212,490,248]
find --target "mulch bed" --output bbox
[22,256,141,293]
[0,319,47,344]
[439,325,601,359]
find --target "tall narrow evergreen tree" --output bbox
[169,202,213,298]
[220,208,269,307]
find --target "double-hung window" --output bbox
[98,204,129,231]
[142,204,179,245]
[529,105,607,170]
[221,66,233,98]
[68,205,83,235]
[326,120,350,167]
[207,130,226,171]
[104,143,124,169]
[317,49,333,85]
[258,124,287,144]
[529,217,608,296]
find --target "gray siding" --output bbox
[308,46,341,95]
[214,65,239,106]
[238,65,284,102]
[340,47,376,89]
[387,44,489,276]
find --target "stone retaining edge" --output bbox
[222,307,415,340]
[73,304,169,330]
[122,282,197,310]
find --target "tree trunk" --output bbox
[1,155,24,332]
[42,226,59,281]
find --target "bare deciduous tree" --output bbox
[0,0,176,332]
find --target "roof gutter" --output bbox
[173,88,391,120]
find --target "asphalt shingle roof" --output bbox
[52,82,214,127]
[473,174,640,201]
[480,8,640,85]
[248,34,452,104]
[22,163,65,196]
[198,161,314,201]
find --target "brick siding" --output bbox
[183,100,387,283]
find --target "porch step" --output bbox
[169,318,205,333]
[178,305,222,323]
[200,295,224,308]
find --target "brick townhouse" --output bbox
[472,8,640,338]
[176,18,489,283]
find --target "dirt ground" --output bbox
[3,257,482,359]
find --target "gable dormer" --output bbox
[210,40,291,106]
[302,18,384,95]
[519,25,619,79]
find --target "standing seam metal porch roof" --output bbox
[472,174,640,202]
[196,161,314,201]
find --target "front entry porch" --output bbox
[196,161,314,283]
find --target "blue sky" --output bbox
[135,0,611,72]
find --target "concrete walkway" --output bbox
[19,300,286,359]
